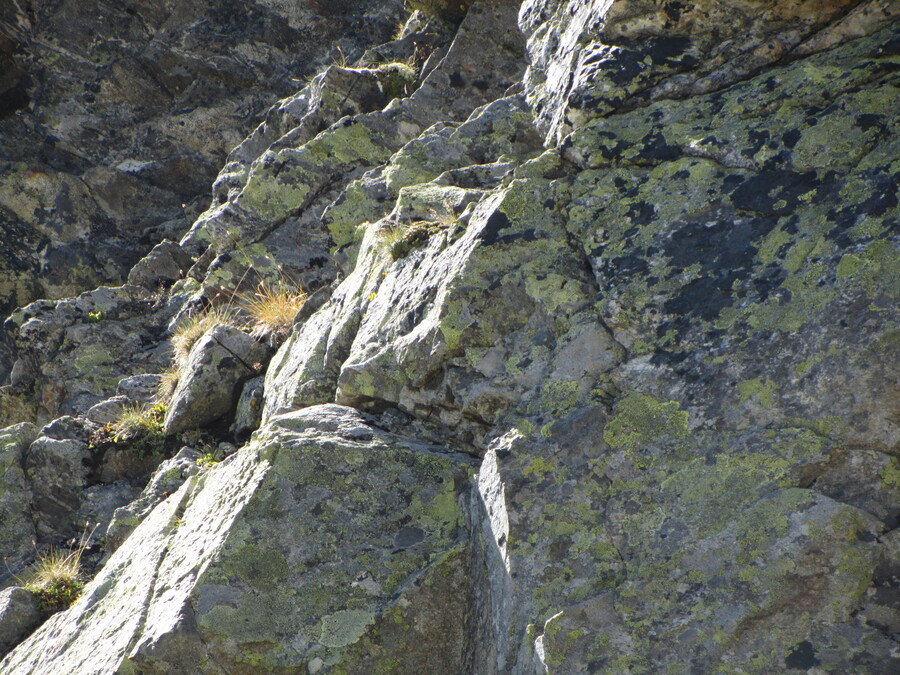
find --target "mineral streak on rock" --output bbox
[0,0,897,673]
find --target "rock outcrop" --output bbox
[0,0,405,381]
[0,1,898,673]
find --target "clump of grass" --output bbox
[197,451,220,469]
[111,402,167,456]
[241,281,307,340]
[374,62,417,99]
[170,306,239,370]
[155,367,181,404]
[23,525,96,615]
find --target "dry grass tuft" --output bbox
[155,367,181,404]
[112,402,165,442]
[170,306,239,370]
[241,282,307,340]
[23,524,96,614]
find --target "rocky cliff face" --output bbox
[0,0,898,672]
[0,0,405,381]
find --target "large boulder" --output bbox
[0,405,474,673]
[163,324,271,435]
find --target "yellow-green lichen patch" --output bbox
[603,392,688,452]
[736,378,778,408]
[239,162,313,221]
[318,609,375,648]
[194,407,472,670]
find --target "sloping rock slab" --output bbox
[0,405,473,673]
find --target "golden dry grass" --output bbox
[241,282,307,340]
[170,306,239,370]
[155,367,181,404]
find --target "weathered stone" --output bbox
[106,447,201,551]
[164,324,270,435]
[0,587,40,657]
[24,435,91,540]
[0,423,37,582]
[116,374,165,405]
[127,240,195,290]
[230,375,264,441]
[73,482,139,548]
[85,396,130,426]
[1,405,473,673]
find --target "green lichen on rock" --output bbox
[603,392,688,452]
[194,405,471,670]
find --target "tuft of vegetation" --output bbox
[374,62,417,100]
[170,306,239,370]
[109,402,167,456]
[22,525,96,615]
[155,367,181,404]
[197,451,220,468]
[240,281,307,340]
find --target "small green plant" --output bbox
[111,402,167,456]
[197,451,220,468]
[240,281,307,340]
[170,305,239,370]
[22,524,96,615]
[87,310,104,322]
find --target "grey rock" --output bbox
[164,324,270,435]
[38,415,89,442]
[73,482,139,548]
[106,447,201,551]
[230,375,264,441]
[116,374,164,404]
[24,436,91,540]
[0,424,38,582]
[0,587,40,657]
[127,241,195,290]
[85,396,130,426]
